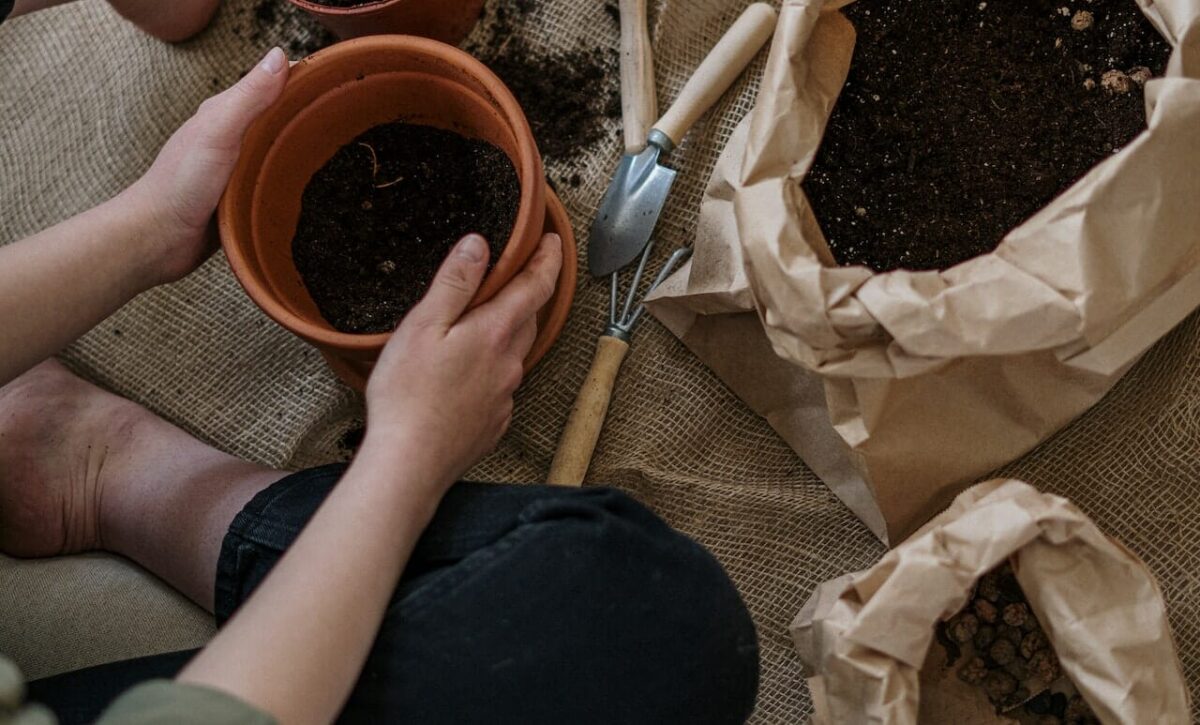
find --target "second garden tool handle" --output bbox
[547,335,630,486]
[654,2,777,148]
[620,0,657,153]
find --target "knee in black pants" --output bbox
[348,486,760,725]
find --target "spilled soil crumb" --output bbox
[232,0,337,58]
[466,0,621,163]
[337,421,366,460]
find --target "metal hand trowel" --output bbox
[588,2,778,278]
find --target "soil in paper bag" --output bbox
[920,644,1022,724]
[804,0,1171,273]
[932,562,1100,724]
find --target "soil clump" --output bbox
[936,561,1100,723]
[337,421,366,460]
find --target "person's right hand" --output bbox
[363,233,563,492]
[123,47,289,288]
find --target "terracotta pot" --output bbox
[218,35,576,391]
[287,0,486,44]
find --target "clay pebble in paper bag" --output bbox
[790,479,1191,724]
[646,0,1200,544]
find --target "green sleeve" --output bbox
[0,656,55,725]
[96,681,276,725]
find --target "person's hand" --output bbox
[363,233,563,490]
[124,47,289,286]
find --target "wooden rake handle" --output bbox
[547,335,630,486]
[654,2,777,148]
[620,0,658,154]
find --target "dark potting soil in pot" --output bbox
[301,0,377,7]
[292,122,520,334]
[804,0,1171,273]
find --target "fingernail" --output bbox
[456,234,487,262]
[259,47,287,75]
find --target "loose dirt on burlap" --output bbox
[1,1,1199,722]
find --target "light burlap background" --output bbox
[1,0,1198,722]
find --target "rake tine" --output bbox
[620,238,656,325]
[630,247,692,328]
[609,273,620,328]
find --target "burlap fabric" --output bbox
[0,1,1198,722]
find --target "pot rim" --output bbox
[287,0,409,17]
[220,35,544,353]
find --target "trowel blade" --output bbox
[587,147,678,277]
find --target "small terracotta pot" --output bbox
[218,36,576,391]
[287,0,486,45]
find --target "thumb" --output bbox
[197,47,289,151]
[410,235,490,329]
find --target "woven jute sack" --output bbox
[791,480,1191,724]
[648,0,1200,544]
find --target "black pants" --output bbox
[29,465,760,724]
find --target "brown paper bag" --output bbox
[788,480,1191,724]
[646,0,1200,543]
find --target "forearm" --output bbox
[178,438,450,725]
[0,191,160,385]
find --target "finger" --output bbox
[407,234,490,329]
[194,47,289,153]
[477,234,562,329]
[508,315,538,357]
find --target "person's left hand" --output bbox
[124,47,290,286]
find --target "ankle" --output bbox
[89,408,146,556]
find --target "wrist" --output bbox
[353,427,459,500]
[106,182,177,289]
[116,176,212,288]
[83,188,172,293]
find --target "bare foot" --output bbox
[0,359,284,609]
[0,360,139,557]
[107,0,222,43]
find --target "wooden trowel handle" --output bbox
[654,3,777,148]
[620,0,658,154]
[547,335,631,486]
